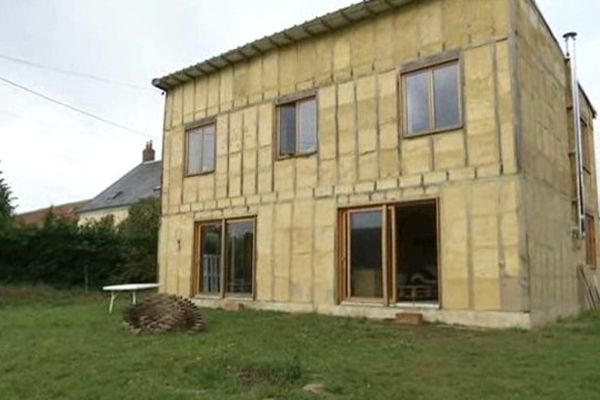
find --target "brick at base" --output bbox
[396,312,425,326]
[222,302,245,312]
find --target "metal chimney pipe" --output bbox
[564,32,586,236]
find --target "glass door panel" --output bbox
[349,210,383,298]
[225,220,255,294]
[200,224,221,294]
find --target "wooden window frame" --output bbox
[586,213,597,268]
[192,216,257,299]
[275,94,318,160]
[400,59,463,138]
[581,118,592,173]
[192,220,222,297]
[184,119,217,177]
[224,218,256,297]
[337,200,441,307]
[344,206,388,304]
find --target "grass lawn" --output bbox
[1,286,600,400]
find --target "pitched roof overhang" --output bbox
[151,0,415,91]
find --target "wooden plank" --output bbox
[219,220,226,298]
[337,209,347,303]
[252,219,257,300]
[191,223,200,296]
[382,205,389,306]
[390,205,398,305]
[578,265,600,310]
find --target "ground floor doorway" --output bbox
[192,217,256,298]
[338,200,439,306]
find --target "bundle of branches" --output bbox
[123,294,206,334]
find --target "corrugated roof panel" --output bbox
[239,44,260,57]
[270,32,294,46]
[210,57,230,68]
[366,1,392,13]
[164,77,180,87]
[303,20,330,35]
[186,68,203,78]
[254,38,276,52]
[322,13,348,28]
[173,73,190,83]
[389,0,412,5]
[152,0,415,91]
[345,6,372,19]
[226,50,246,63]
[195,64,213,74]
[286,26,311,40]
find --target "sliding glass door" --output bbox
[193,217,256,298]
[339,201,439,305]
[199,223,222,294]
[349,209,384,299]
[225,219,255,295]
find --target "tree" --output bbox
[0,163,14,230]
[0,211,124,287]
[0,195,160,288]
[117,198,160,283]
[78,215,124,290]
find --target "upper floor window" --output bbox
[582,119,592,172]
[586,213,597,267]
[277,96,317,158]
[186,123,215,175]
[403,61,461,136]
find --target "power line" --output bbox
[0,53,155,92]
[0,75,159,139]
[0,108,163,148]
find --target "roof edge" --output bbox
[78,202,139,215]
[17,199,91,217]
[151,0,415,91]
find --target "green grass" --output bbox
[1,286,600,399]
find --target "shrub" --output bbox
[0,198,159,289]
[0,164,14,231]
[0,212,123,288]
[117,198,160,283]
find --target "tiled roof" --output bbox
[80,160,162,213]
[17,199,91,225]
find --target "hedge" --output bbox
[0,198,159,289]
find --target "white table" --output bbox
[102,283,159,313]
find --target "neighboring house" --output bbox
[78,142,162,225]
[152,0,598,328]
[16,199,90,226]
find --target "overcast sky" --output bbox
[0,0,598,212]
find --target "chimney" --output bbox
[142,141,155,162]
[564,32,586,236]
